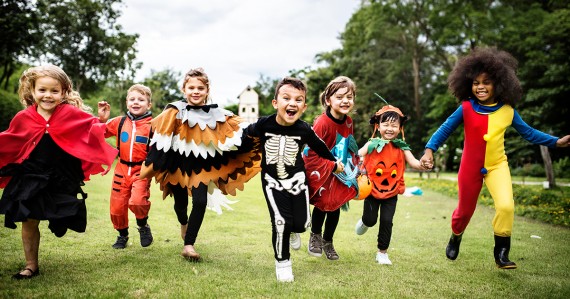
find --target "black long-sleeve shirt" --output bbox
[245,114,336,180]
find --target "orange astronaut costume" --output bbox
[104,112,153,231]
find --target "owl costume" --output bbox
[142,101,261,197]
[141,101,261,246]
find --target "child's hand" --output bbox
[421,161,433,170]
[98,101,110,123]
[334,160,344,174]
[556,135,570,148]
[419,149,434,170]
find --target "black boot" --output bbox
[494,235,517,269]
[446,232,463,260]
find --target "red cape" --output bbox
[0,104,118,188]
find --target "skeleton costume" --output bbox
[244,114,337,261]
[141,101,261,246]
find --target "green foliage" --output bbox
[554,157,570,178]
[224,103,238,115]
[84,68,182,117]
[511,163,546,178]
[141,68,182,112]
[0,0,41,89]
[252,74,278,117]
[33,0,139,93]
[409,176,570,227]
[0,89,22,131]
[304,0,570,173]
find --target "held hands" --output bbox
[556,135,570,148]
[419,149,434,170]
[97,101,111,123]
[334,160,345,174]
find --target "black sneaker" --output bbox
[322,240,339,260]
[308,232,323,257]
[138,225,153,247]
[112,236,129,249]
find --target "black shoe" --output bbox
[446,233,463,260]
[322,240,339,260]
[494,235,517,269]
[12,268,40,280]
[138,225,153,247]
[112,235,129,249]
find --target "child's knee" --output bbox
[362,218,376,227]
[379,220,393,229]
[291,224,306,233]
[495,201,514,216]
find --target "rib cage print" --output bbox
[264,132,300,179]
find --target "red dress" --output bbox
[303,112,359,211]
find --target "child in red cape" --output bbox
[0,65,117,279]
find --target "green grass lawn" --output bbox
[411,171,570,185]
[1,170,569,298]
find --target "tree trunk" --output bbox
[412,48,421,119]
[540,145,556,188]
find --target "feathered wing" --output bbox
[142,104,261,198]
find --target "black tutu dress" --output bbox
[0,133,87,237]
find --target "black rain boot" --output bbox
[446,232,463,260]
[494,235,517,269]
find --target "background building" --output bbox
[238,86,259,123]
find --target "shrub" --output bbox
[409,176,570,227]
[511,163,545,177]
[554,157,570,178]
[0,90,22,131]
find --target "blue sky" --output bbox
[118,0,360,106]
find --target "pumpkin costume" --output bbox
[356,105,421,263]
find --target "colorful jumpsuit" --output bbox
[104,112,152,230]
[425,99,558,236]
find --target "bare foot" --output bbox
[181,244,200,261]
[180,224,187,241]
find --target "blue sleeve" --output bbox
[512,110,558,148]
[425,105,464,151]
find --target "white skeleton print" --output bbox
[264,133,301,179]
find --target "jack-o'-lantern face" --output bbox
[363,143,405,199]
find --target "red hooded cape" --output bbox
[0,104,118,188]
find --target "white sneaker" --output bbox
[275,260,294,282]
[376,252,392,265]
[355,219,369,235]
[290,233,301,250]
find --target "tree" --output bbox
[301,0,569,174]
[33,0,139,93]
[252,74,279,117]
[88,68,181,118]
[142,68,182,113]
[0,0,41,90]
